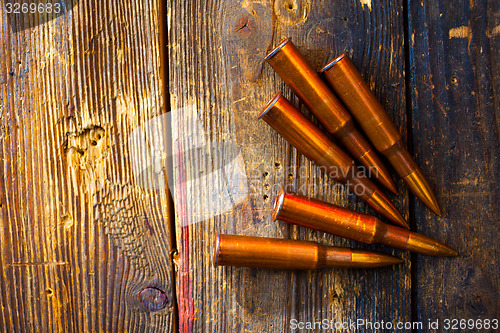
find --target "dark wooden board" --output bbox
[0,1,175,332]
[168,0,411,331]
[408,0,500,330]
[1,0,498,331]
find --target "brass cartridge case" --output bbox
[273,189,457,257]
[265,38,397,195]
[213,234,402,269]
[259,92,408,228]
[321,53,441,215]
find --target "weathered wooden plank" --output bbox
[408,0,500,329]
[0,1,175,332]
[169,0,411,331]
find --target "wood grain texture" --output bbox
[168,0,411,331]
[408,0,500,328]
[0,0,175,332]
[2,0,497,331]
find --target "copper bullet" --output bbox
[273,189,457,257]
[321,53,441,215]
[213,234,402,269]
[265,38,398,195]
[259,92,408,228]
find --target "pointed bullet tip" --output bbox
[377,173,399,196]
[351,252,403,267]
[443,248,458,257]
[389,208,410,230]
[397,220,410,230]
[379,255,403,266]
[434,206,442,216]
[366,189,408,229]
[403,169,442,216]
[377,256,404,266]
[407,233,458,257]
[358,149,398,195]
[392,257,404,264]
[398,219,410,230]
[433,243,458,257]
[385,181,399,196]
[426,197,442,216]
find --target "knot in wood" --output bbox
[235,16,255,37]
[139,287,168,311]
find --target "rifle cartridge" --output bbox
[214,234,402,269]
[265,38,397,194]
[321,53,441,215]
[273,189,457,257]
[259,92,408,228]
